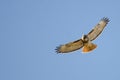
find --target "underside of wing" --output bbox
[55,39,84,53]
[87,17,109,41]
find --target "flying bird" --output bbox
[55,17,109,53]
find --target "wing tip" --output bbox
[55,45,62,53]
[101,17,110,23]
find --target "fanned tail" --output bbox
[82,42,97,53]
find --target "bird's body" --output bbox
[55,17,109,53]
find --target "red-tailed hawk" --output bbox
[55,17,109,53]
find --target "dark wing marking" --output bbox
[87,17,109,41]
[55,39,84,53]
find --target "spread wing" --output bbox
[87,17,109,41]
[55,39,84,53]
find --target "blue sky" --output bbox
[0,0,120,80]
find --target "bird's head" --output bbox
[82,34,89,43]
